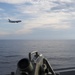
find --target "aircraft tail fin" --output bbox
[8,19,10,22]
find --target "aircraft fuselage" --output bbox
[8,19,21,23]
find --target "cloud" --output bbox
[15,0,57,14]
[15,12,71,34]
[52,1,75,13]
[15,0,75,16]
[0,0,43,4]
[0,31,10,35]
[50,0,75,12]
[0,0,26,4]
[60,0,73,2]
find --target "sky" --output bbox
[0,0,75,40]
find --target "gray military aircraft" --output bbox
[8,19,21,23]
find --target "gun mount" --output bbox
[11,51,59,75]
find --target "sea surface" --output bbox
[0,40,75,75]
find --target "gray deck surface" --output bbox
[59,70,75,75]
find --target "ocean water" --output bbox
[0,40,75,75]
